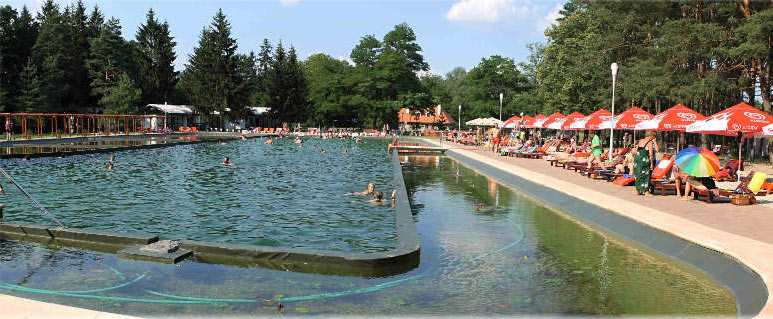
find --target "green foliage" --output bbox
[181,9,250,123]
[101,73,141,114]
[135,8,178,105]
[86,18,133,106]
[18,59,42,112]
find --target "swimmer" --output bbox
[264,137,274,145]
[343,147,348,154]
[299,140,303,148]
[223,157,233,166]
[218,139,227,145]
[391,189,397,200]
[355,136,361,143]
[355,183,375,195]
[108,155,116,162]
[368,191,387,204]
[321,148,327,154]
[107,162,113,171]
[240,135,247,140]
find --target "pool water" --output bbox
[1,138,396,253]
[0,154,736,316]
[0,136,189,155]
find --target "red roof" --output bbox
[398,107,456,124]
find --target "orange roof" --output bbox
[398,107,456,124]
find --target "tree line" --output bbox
[535,0,772,117]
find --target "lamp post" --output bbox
[499,93,503,121]
[458,105,461,131]
[609,63,618,159]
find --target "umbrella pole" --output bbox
[738,133,743,173]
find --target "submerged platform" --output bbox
[388,145,446,154]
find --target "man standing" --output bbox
[5,117,12,141]
[587,131,606,170]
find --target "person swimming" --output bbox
[299,140,303,148]
[321,148,327,154]
[343,147,348,154]
[369,191,387,204]
[218,139,227,145]
[240,135,247,140]
[265,137,274,145]
[108,155,116,162]
[355,183,375,195]
[107,162,113,171]
[223,157,233,166]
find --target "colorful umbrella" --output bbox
[568,109,612,130]
[599,107,654,130]
[538,112,565,129]
[635,104,707,131]
[675,147,721,177]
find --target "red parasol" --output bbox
[599,107,653,130]
[538,112,565,129]
[635,104,706,131]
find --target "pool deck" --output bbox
[422,138,773,317]
[0,294,139,318]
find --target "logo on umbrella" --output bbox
[677,113,696,120]
[745,112,764,121]
[633,114,651,120]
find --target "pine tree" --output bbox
[63,0,91,112]
[86,18,133,112]
[182,9,242,125]
[256,38,273,106]
[286,46,308,122]
[265,41,288,120]
[135,8,178,105]
[32,18,72,113]
[18,59,43,112]
[101,73,141,114]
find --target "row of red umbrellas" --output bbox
[501,102,773,135]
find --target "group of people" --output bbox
[355,182,396,205]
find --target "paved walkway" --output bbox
[423,138,773,317]
[0,294,139,318]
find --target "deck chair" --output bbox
[713,159,740,182]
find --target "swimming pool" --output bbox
[0,138,397,253]
[0,154,737,316]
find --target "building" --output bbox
[397,105,456,132]
[145,104,198,131]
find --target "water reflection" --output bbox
[0,155,737,316]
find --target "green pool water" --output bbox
[0,153,736,316]
[1,138,396,252]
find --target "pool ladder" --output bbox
[0,166,65,229]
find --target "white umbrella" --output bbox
[466,117,503,126]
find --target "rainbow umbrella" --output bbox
[675,147,720,177]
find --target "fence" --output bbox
[0,113,167,140]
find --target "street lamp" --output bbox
[458,105,461,131]
[609,63,618,159]
[499,93,503,121]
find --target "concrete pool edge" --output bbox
[417,138,771,317]
[0,148,420,278]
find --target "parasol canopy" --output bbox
[635,104,706,131]
[568,109,611,130]
[500,115,522,129]
[466,117,503,126]
[538,112,565,129]
[686,102,773,135]
[556,112,586,130]
[675,147,721,178]
[522,114,545,128]
[599,107,654,130]
[763,123,773,136]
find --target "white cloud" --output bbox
[444,0,537,25]
[537,4,562,32]
[279,0,300,7]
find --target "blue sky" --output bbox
[7,0,564,75]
